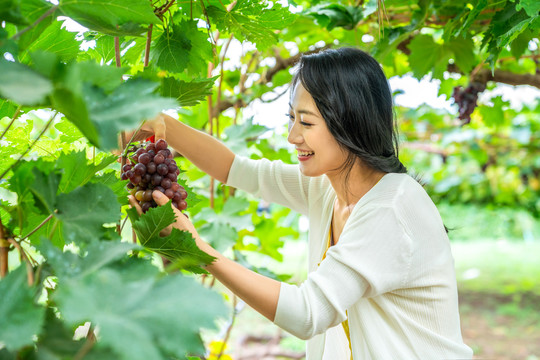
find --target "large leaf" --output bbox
[127,204,215,272]
[0,0,28,25]
[54,258,227,360]
[58,0,160,36]
[150,19,213,76]
[19,20,81,63]
[161,76,218,107]
[28,166,61,214]
[83,78,177,150]
[0,265,45,351]
[56,182,121,244]
[196,197,252,252]
[38,239,138,278]
[17,0,57,52]
[207,0,296,49]
[0,59,53,105]
[407,34,452,79]
[56,150,117,194]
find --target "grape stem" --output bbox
[121,120,147,160]
[0,111,58,181]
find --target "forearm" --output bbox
[196,238,281,321]
[161,114,235,183]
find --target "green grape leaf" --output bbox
[0,0,29,25]
[38,239,138,278]
[83,78,177,150]
[56,150,117,194]
[0,99,18,119]
[304,3,363,30]
[127,204,215,272]
[19,20,81,63]
[160,76,218,107]
[408,34,451,79]
[56,182,121,244]
[0,265,46,351]
[54,117,85,143]
[37,308,81,358]
[58,0,160,36]
[91,171,130,207]
[28,166,62,214]
[18,0,57,52]
[0,58,53,105]
[151,26,190,73]
[516,0,540,17]
[223,117,269,156]
[196,197,252,252]
[54,259,227,360]
[447,36,476,73]
[150,19,212,75]
[208,0,296,49]
[177,177,202,209]
[234,250,291,281]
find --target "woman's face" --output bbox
[287,83,349,177]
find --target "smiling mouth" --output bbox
[297,150,314,156]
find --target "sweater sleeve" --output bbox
[273,205,412,340]
[226,155,312,216]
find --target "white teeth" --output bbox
[298,150,314,156]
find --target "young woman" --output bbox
[128,47,473,359]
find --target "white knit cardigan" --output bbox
[226,155,473,360]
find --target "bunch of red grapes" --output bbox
[452,82,486,125]
[121,139,188,213]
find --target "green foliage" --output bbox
[0,266,45,351]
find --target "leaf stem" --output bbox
[11,5,58,40]
[7,238,34,285]
[0,111,58,181]
[20,213,55,242]
[114,36,121,67]
[0,218,8,278]
[74,328,96,360]
[0,105,22,142]
[144,24,153,67]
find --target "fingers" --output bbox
[128,195,143,216]
[153,114,167,141]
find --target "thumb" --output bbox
[154,114,167,141]
[152,190,170,206]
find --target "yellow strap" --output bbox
[320,224,353,359]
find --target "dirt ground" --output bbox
[459,292,540,360]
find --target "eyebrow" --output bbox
[288,103,320,117]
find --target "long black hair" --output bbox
[291,47,407,175]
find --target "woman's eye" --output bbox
[300,121,312,127]
[285,113,294,120]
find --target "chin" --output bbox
[299,165,323,177]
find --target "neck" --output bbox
[327,162,385,207]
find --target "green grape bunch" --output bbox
[121,139,188,213]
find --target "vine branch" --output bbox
[11,5,58,40]
[0,105,22,142]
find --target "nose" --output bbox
[287,119,303,145]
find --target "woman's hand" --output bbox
[128,190,198,239]
[123,113,167,145]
